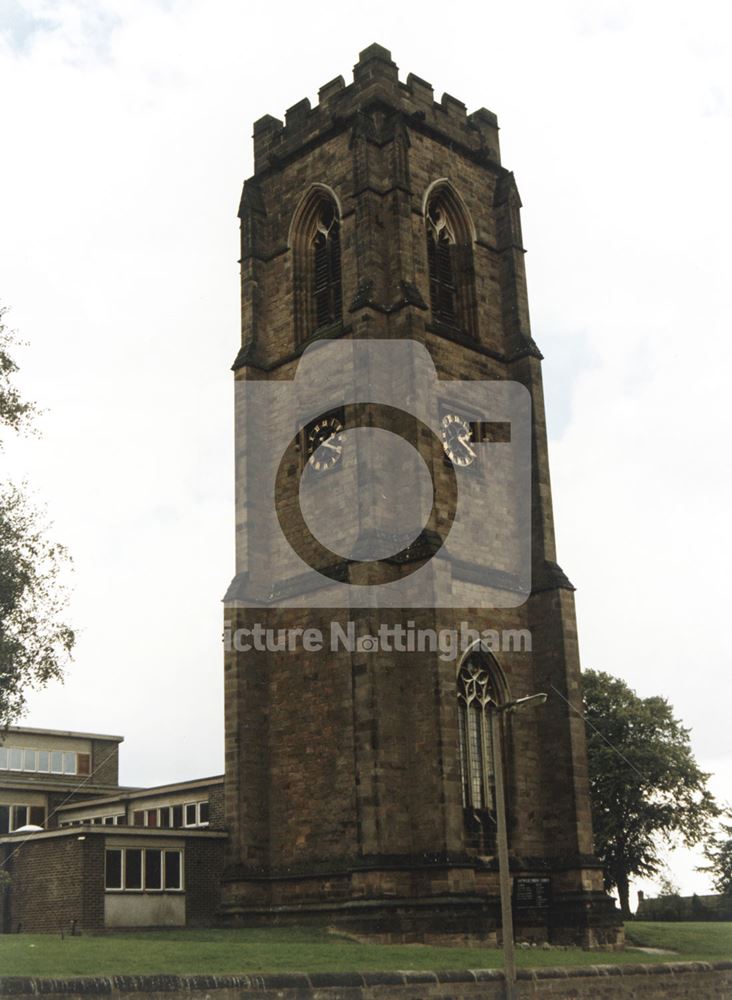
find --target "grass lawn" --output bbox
[625,920,732,959]
[0,923,729,978]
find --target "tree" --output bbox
[655,871,684,920]
[582,669,718,919]
[700,816,732,896]
[0,306,75,727]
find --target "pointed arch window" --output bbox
[291,189,343,345]
[457,652,501,852]
[425,186,477,338]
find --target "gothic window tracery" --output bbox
[291,188,343,344]
[457,652,501,852]
[425,185,477,338]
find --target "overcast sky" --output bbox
[1,0,730,901]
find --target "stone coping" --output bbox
[0,962,730,994]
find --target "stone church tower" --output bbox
[221,44,621,946]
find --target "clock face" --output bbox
[307,414,344,472]
[441,413,476,467]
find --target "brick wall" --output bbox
[2,830,226,933]
[2,832,104,933]
[90,740,120,787]
[185,836,226,925]
[208,784,226,830]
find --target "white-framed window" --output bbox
[0,804,46,833]
[0,748,89,775]
[131,800,210,829]
[183,801,209,827]
[61,813,124,827]
[105,848,183,892]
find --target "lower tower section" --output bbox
[220,601,621,947]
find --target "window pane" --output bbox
[37,751,49,772]
[172,805,183,828]
[145,849,162,890]
[458,700,469,808]
[29,806,45,827]
[51,751,63,773]
[132,810,144,827]
[164,850,181,890]
[125,849,142,889]
[9,748,23,771]
[115,815,125,825]
[483,711,496,811]
[468,705,484,808]
[146,809,158,828]
[63,752,76,774]
[77,753,91,776]
[23,750,36,772]
[159,808,171,828]
[12,805,28,829]
[199,801,209,824]
[184,803,196,826]
[0,805,9,834]
[0,748,6,769]
[105,849,122,889]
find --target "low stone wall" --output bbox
[0,962,731,999]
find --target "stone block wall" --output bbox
[0,964,730,1000]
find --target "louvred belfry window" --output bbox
[313,203,342,330]
[427,202,457,325]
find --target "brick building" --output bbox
[221,45,622,946]
[0,726,226,932]
[0,726,125,836]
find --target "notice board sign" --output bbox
[514,876,551,909]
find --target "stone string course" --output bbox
[0,962,731,1000]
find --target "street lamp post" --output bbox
[492,692,548,1000]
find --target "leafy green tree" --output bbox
[0,306,74,727]
[700,816,732,896]
[582,669,717,919]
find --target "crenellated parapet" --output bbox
[251,43,501,176]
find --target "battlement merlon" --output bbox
[250,43,500,175]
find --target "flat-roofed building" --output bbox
[55,775,224,831]
[0,726,127,835]
[0,728,226,932]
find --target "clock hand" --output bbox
[319,437,342,452]
[457,433,476,459]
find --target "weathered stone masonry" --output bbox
[222,43,621,945]
[1,964,731,1000]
